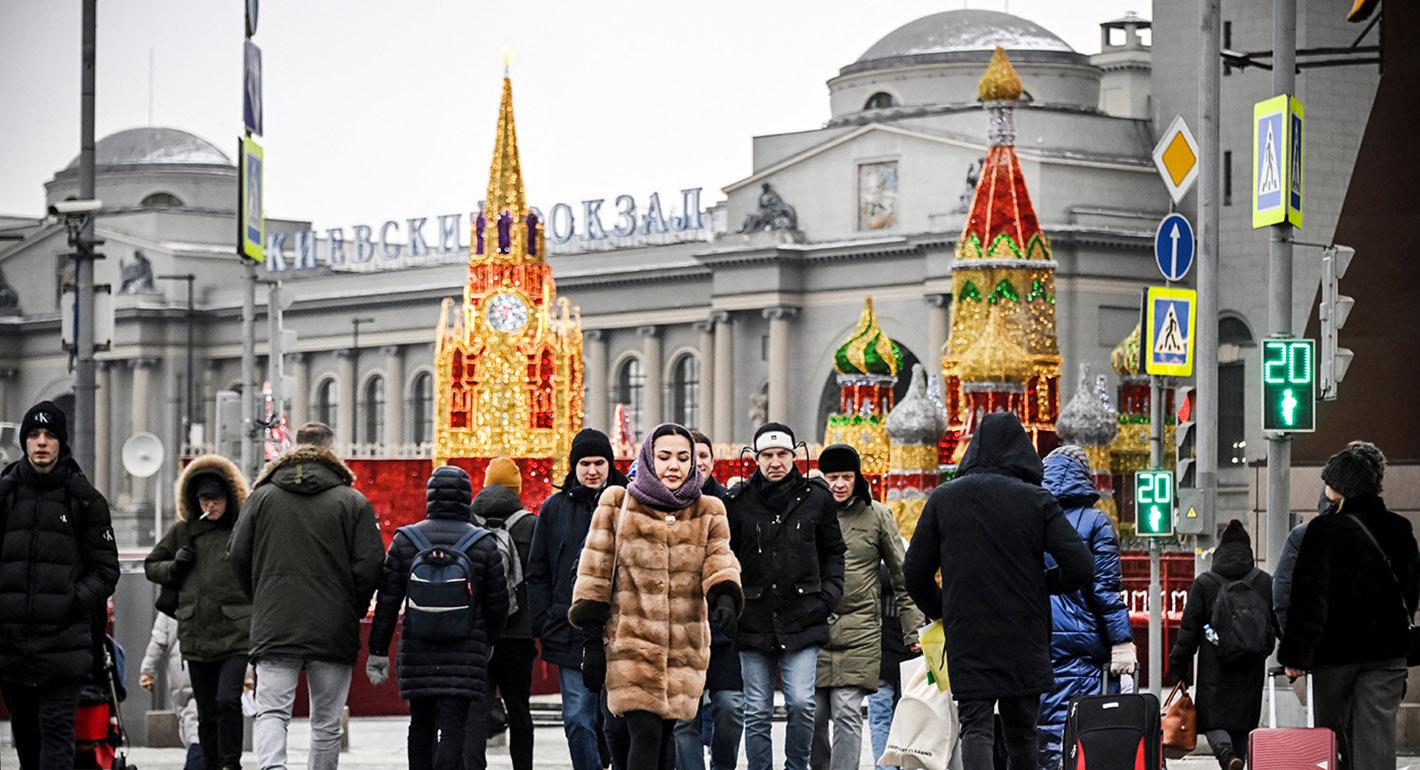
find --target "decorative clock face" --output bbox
[484,292,529,333]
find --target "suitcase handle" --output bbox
[1266,666,1314,729]
[1099,665,1138,696]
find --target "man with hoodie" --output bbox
[1037,445,1135,770]
[526,428,627,770]
[228,422,386,770]
[811,444,924,770]
[0,401,119,770]
[903,413,1092,770]
[726,422,846,770]
[467,457,536,770]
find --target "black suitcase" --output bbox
[1060,672,1162,770]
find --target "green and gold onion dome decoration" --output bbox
[834,298,903,377]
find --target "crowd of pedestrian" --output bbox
[1,395,1416,770]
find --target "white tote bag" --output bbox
[879,657,960,770]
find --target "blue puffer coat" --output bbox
[1037,450,1133,770]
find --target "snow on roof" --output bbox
[64,127,230,170]
[857,9,1074,63]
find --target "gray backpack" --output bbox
[485,510,531,616]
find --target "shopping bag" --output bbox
[918,619,949,692]
[880,657,959,770]
[1161,681,1197,758]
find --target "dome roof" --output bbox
[856,10,1073,65]
[64,127,230,170]
[834,297,903,377]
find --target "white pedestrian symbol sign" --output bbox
[1259,122,1280,195]
[1155,303,1187,356]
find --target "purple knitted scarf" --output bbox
[627,424,703,511]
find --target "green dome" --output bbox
[834,298,903,376]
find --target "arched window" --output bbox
[670,354,700,429]
[613,357,645,435]
[140,192,184,208]
[315,378,338,433]
[864,91,897,110]
[1218,316,1256,466]
[363,375,385,445]
[411,371,434,445]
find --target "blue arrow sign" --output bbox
[1154,213,1195,282]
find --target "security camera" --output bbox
[49,199,102,216]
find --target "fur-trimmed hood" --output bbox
[175,453,250,522]
[252,444,356,494]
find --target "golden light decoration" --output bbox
[978,46,1024,102]
[434,73,584,483]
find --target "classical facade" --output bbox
[0,4,1378,546]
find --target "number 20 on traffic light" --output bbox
[1134,470,1174,538]
[1261,338,1316,433]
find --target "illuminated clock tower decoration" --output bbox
[940,48,1062,465]
[433,73,585,482]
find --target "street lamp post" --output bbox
[351,317,374,444]
[157,273,196,443]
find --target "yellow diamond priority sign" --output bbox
[1153,115,1200,205]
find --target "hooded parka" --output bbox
[902,413,1093,701]
[816,495,924,692]
[227,444,386,664]
[0,456,119,686]
[145,454,252,662]
[369,466,510,700]
[568,486,742,720]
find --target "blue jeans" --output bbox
[559,666,603,770]
[740,647,818,770]
[866,678,900,770]
[674,690,745,770]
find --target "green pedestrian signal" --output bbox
[1261,338,1316,432]
[1134,470,1175,537]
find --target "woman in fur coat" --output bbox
[570,424,743,770]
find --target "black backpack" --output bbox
[1206,569,1275,663]
[398,524,491,642]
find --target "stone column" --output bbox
[128,358,158,504]
[204,359,223,445]
[337,350,357,448]
[926,293,951,372]
[763,307,797,425]
[383,346,404,448]
[91,363,110,494]
[289,354,310,429]
[694,320,715,435]
[712,312,734,442]
[584,330,608,431]
[638,326,663,430]
[0,367,15,423]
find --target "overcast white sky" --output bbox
[1,0,1142,231]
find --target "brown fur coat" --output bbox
[570,486,742,720]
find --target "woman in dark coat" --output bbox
[1168,520,1274,770]
[367,466,510,770]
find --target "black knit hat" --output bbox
[1219,519,1250,546]
[817,444,861,475]
[569,428,614,467]
[1322,445,1382,499]
[20,401,68,453]
[193,475,227,501]
[752,422,796,455]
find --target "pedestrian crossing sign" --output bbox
[1144,286,1197,377]
[1252,94,1304,229]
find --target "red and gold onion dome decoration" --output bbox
[1055,363,1121,521]
[433,74,585,488]
[1106,324,1175,535]
[823,297,902,499]
[885,364,948,539]
[940,48,1062,466]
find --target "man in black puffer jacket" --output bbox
[368,465,509,770]
[0,401,120,770]
[526,429,627,770]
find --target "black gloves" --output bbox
[581,623,606,693]
[173,544,197,573]
[709,593,738,636]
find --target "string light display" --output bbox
[824,298,902,496]
[885,365,947,538]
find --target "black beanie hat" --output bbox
[752,422,796,455]
[818,444,861,475]
[569,428,614,467]
[1219,519,1250,546]
[1322,445,1382,499]
[193,475,227,501]
[20,401,68,452]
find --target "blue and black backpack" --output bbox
[397,524,491,642]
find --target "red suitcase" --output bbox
[1250,668,1337,769]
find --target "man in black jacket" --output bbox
[726,422,846,770]
[525,429,627,770]
[1280,443,1420,769]
[0,401,120,770]
[903,413,1092,770]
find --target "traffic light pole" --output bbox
[1196,0,1221,574]
[1148,376,1164,697]
[1266,0,1297,573]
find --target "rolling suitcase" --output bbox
[1249,668,1337,770]
[1061,670,1162,770]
